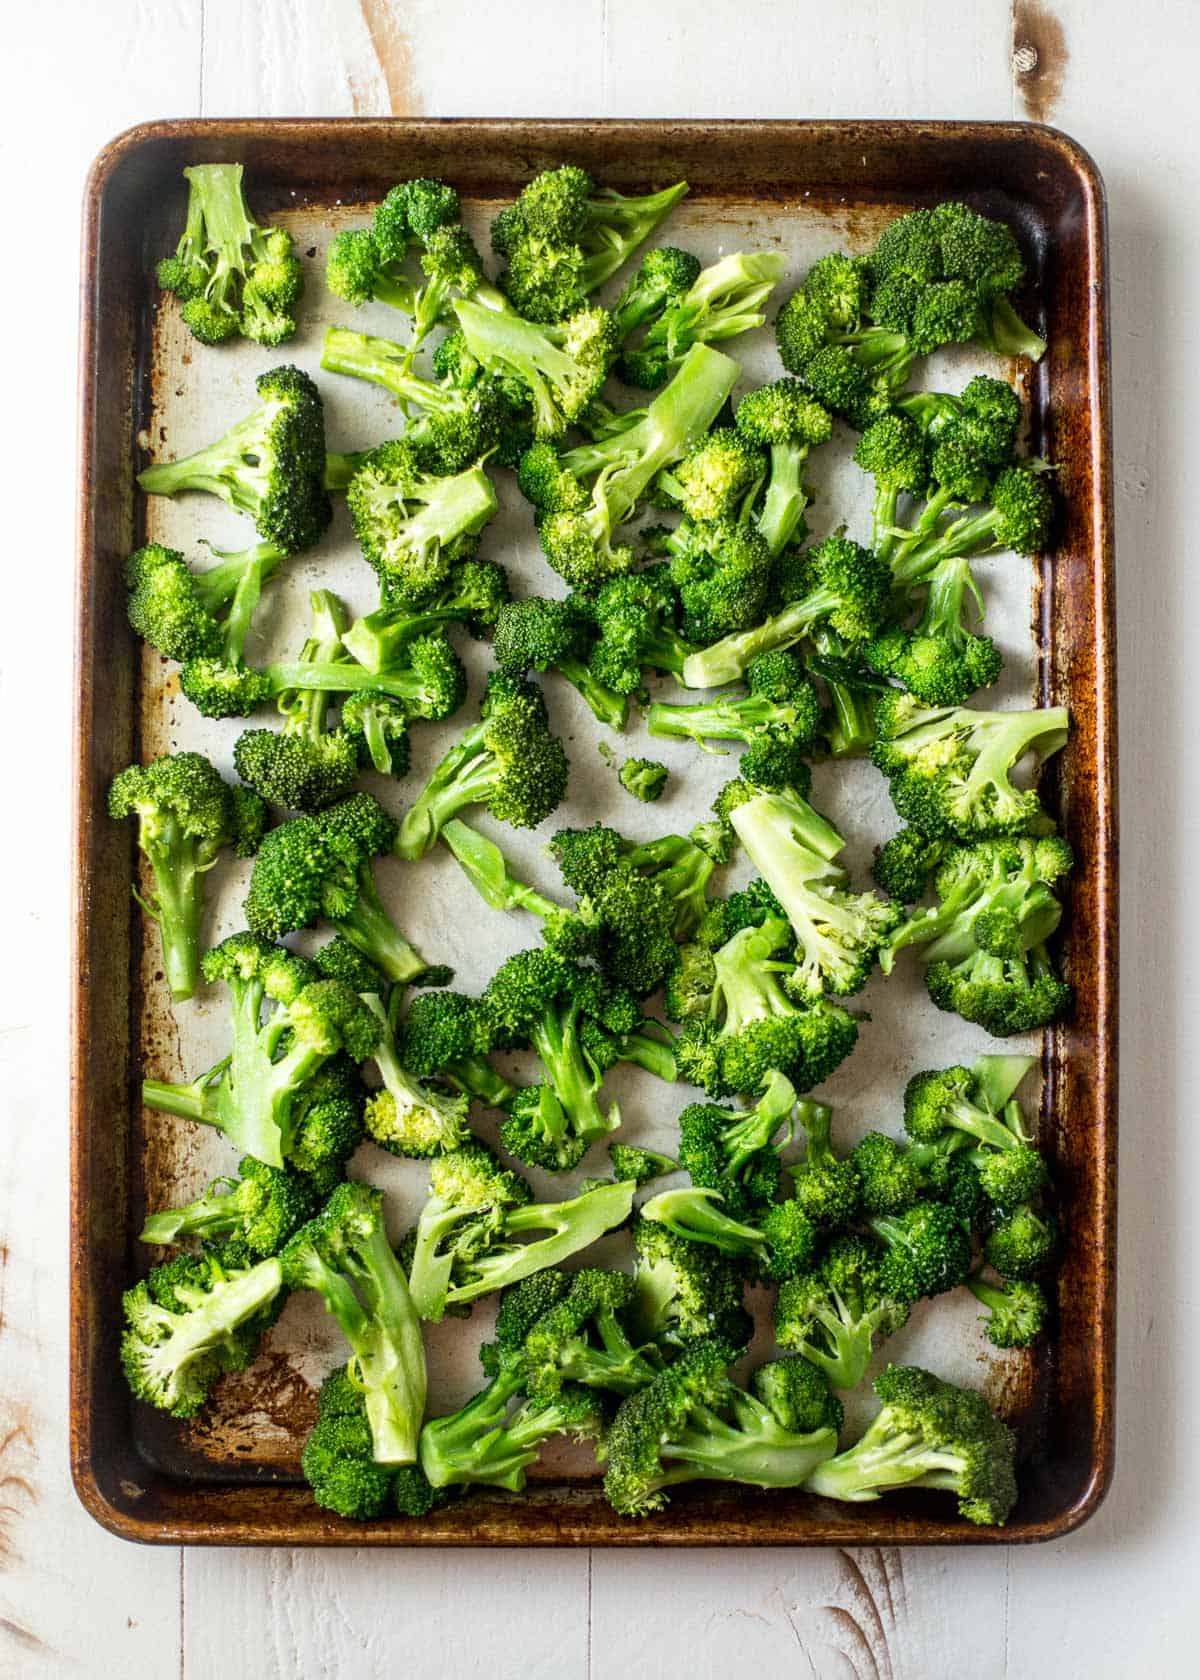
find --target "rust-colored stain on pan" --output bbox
[71,119,1115,1546]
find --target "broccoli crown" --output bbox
[663,427,766,523]
[872,694,1070,839]
[902,1065,1043,1190]
[968,1274,1050,1349]
[139,1155,316,1258]
[123,543,222,664]
[872,827,947,903]
[668,518,775,644]
[314,936,388,994]
[751,1355,844,1435]
[244,792,392,936]
[398,989,494,1078]
[983,1205,1060,1280]
[735,379,833,450]
[855,411,928,491]
[870,1202,973,1302]
[158,163,304,347]
[547,824,686,997]
[456,299,617,439]
[396,672,570,860]
[588,566,693,694]
[630,1214,752,1350]
[601,1335,838,1516]
[346,440,498,606]
[301,1371,399,1520]
[784,533,894,644]
[805,1362,1018,1527]
[774,1233,910,1391]
[608,1144,678,1186]
[619,757,669,802]
[619,250,785,388]
[850,1132,926,1217]
[493,596,591,676]
[517,1267,659,1398]
[138,365,331,555]
[788,1100,862,1228]
[676,1069,797,1220]
[121,1241,284,1417]
[869,555,1004,709]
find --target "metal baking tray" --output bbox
[72,119,1115,1546]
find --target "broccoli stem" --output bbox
[646,693,774,746]
[332,862,430,985]
[339,1218,428,1464]
[663,1394,837,1488]
[613,1028,678,1084]
[141,1057,230,1124]
[324,451,367,491]
[580,182,691,291]
[138,407,279,517]
[802,1408,963,1502]
[139,1181,245,1247]
[320,327,433,401]
[446,1181,636,1307]
[191,543,289,620]
[529,1006,614,1146]
[723,1070,797,1176]
[343,605,470,671]
[982,297,1046,362]
[137,817,207,1002]
[443,1056,520,1110]
[455,301,592,437]
[419,1367,532,1489]
[679,585,835,689]
[758,441,810,557]
[441,819,565,920]
[395,721,498,860]
[556,656,630,730]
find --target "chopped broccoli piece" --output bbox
[345,440,498,607]
[361,994,471,1160]
[775,1234,910,1390]
[967,1273,1049,1349]
[139,1156,316,1257]
[301,1370,400,1519]
[613,246,703,340]
[675,1069,798,1219]
[493,596,628,730]
[619,252,786,387]
[640,1186,818,1283]
[734,379,833,554]
[619,758,669,802]
[608,1144,678,1186]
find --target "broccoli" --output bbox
[396,673,569,860]
[282,1181,427,1464]
[493,165,687,322]
[984,1205,1061,1280]
[788,1099,862,1228]
[648,651,820,791]
[734,380,834,555]
[619,252,786,388]
[729,785,901,998]
[232,590,360,811]
[406,1141,635,1321]
[340,689,411,780]
[803,1363,1018,1526]
[122,539,286,720]
[629,1215,752,1351]
[775,1234,910,1390]
[882,836,1073,1034]
[519,1269,662,1397]
[751,1354,844,1437]
[440,818,568,925]
[158,934,378,1170]
[967,1273,1049,1349]
[872,825,948,903]
[262,624,467,728]
[903,1060,1048,1208]
[872,693,1070,840]
[608,1144,678,1186]
[850,1131,926,1217]
[301,1370,400,1519]
[676,1069,798,1218]
[341,559,511,670]
[680,532,892,690]
[419,1371,605,1495]
[665,516,775,646]
[587,567,696,694]
[453,298,617,439]
[138,365,331,555]
[517,343,739,590]
[361,994,471,1159]
[107,752,266,1002]
[655,427,765,524]
[345,441,499,606]
[867,1202,973,1302]
[619,758,669,801]
[640,1187,818,1283]
[853,411,930,558]
[889,462,1056,596]
[325,227,416,314]
[483,948,654,1169]
[669,907,859,1098]
[245,792,433,984]
[314,936,389,994]
[157,162,303,346]
[614,246,703,340]
[121,1239,285,1417]
[397,987,519,1111]
[319,327,512,474]
[601,1337,839,1516]
[139,1156,315,1257]
[493,596,628,730]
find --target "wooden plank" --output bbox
[1,4,203,1671]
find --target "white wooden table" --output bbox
[1,1,1192,1673]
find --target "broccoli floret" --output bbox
[143,934,378,1172]
[342,561,511,673]
[775,1234,910,1390]
[803,1363,1018,1526]
[263,624,467,729]
[345,440,498,606]
[619,252,786,387]
[676,1069,798,1218]
[121,1240,285,1417]
[787,1099,861,1228]
[872,826,947,903]
[340,690,411,780]
[325,226,416,313]
[483,949,657,1169]
[138,365,331,555]
[139,1156,316,1257]
[889,462,1055,597]
[519,1268,661,1398]
[655,427,765,524]
[640,1187,818,1284]
[454,298,617,439]
[850,1132,926,1217]
[671,911,859,1098]
[853,412,929,557]
[360,994,471,1160]
[602,1337,839,1516]
[396,673,569,860]
[666,516,775,645]
[967,1273,1049,1349]
[649,649,823,787]
[614,246,703,340]
[494,166,687,323]
[619,758,669,802]
[493,596,627,730]
[734,379,833,554]
[681,532,892,690]
[872,694,1070,839]
[752,1355,844,1435]
[608,1144,678,1186]
[419,1370,605,1495]
[729,786,901,998]
[396,987,518,1111]
[301,1370,399,1519]
[868,1202,973,1302]
[882,837,1074,1035]
[984,1205,1060,1280]
[246,792,433,984]
[314,936,389,994]
[406,1141,635,1321]
[233,590,360,811]
[518,344,739,590]
[629,1215,752,1350]
[587,567,696,693]
[157,163,303,346]
[282,1182,427,1464]
[903,1061,1047,1206]
[108,752,266,1002]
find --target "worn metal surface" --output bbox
[71,118,1114,1546]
